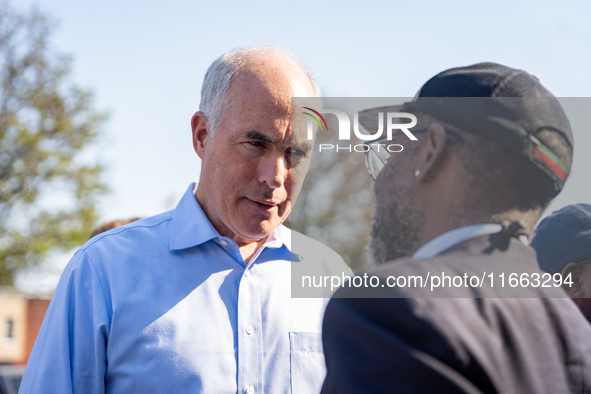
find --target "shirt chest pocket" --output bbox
[289,332,326,394]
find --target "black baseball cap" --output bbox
[404,62,573,191]
[532,204,591,274]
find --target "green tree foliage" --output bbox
[0,2,107,285]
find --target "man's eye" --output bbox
[289,149,307,158]
[249,141,265,148]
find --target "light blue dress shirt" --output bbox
[21,183,349,394]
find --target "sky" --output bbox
[13,0,591,293]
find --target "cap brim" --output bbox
[358,104,409,132]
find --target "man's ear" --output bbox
[560,263,584,297]
[191,111,209,160]
[415,123,448,182]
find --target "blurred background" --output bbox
[0,0,590,374]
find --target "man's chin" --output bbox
[237,218,283,242]
[368,219,422,266]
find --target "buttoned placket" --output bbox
[237,249,264,394]
[215,233,283,394]
[212,237,262,394]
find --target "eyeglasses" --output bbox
[364,127,457,181]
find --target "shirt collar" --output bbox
[169,183,219,251]
[412,223,503,260]
[265,224,289,250]
[169,183,290,251]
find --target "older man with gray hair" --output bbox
[21,46,350,393]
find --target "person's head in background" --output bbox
[366,63,573,265]
[532,204,591,323]
[90,217,141,239]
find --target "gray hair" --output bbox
[199,46,321,136]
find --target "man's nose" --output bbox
[258,153,287,189]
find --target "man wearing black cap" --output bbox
[321,63,591,393]
[532,203,591,324]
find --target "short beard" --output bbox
[367,197,424,266]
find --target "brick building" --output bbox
[0,290,50,365]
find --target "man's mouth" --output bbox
[246,198,281,212]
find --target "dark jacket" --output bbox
[321,234,591,394]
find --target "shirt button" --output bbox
[220,239,228,246]
[244,270,251,277]
[245,325,254,335]
[246,386,254,394]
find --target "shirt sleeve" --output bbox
[20,250,111,394]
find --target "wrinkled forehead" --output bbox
[220,64,318,142]
[220,100,310,150]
